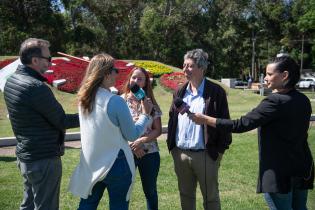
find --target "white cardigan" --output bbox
[68,88,137,200]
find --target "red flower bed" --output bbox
[0,57,134,94]
[44,59,88,93]
[160,72,187,91]
[0,58,17,69]
[44,58,134,93]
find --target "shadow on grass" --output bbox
[0,156,16,162]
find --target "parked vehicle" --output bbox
[234,79,248,86]
[298,77,315,89]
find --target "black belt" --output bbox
[179,148,205,152]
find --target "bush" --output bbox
[134,61,173,77]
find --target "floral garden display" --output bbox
[133,60,173,77]
[0,58,17,69]
[0,57,184,93]
[160,71,187,91]
[0,58,135,94]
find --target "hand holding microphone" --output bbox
[141,98,153,116]
[130,83,153,116]
[189,113,208,125]
[130,83,145,100]
[174,98,193,115]
[174,97,214,125]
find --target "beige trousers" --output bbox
[171,147,222,210]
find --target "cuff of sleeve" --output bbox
[215,118,221,128]
[141,113,152,121]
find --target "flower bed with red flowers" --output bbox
[0,58,135,94]
[45,58,135,93]
[0,58,17,69]
[160,71,187,91]
[44,59,89,93]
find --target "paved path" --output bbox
[0,134,167,156]
[0,141,82,156]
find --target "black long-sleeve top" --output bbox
[217,89,314,193]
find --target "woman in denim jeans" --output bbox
[69,54,153,210]
[122,67,162,210]
[190,55,314,210]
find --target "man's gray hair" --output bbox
[19,38,50,65]
[184,49,209,70]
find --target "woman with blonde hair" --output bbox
[69,54,153,210]
[121,67,162,210]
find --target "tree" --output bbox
[0,0,66,55]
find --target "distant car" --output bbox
[234,79,248,86]
[298,77,315,89]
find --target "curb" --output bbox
[0,126,169,147]
[2,116,314,147]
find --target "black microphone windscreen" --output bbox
[130,83,140,93]
[174,97,192,115]
[129,83,146,100]
[174,98,184,108]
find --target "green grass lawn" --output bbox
[1,130,314,209]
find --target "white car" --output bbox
[298,77,315,89]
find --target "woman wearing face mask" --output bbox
[69,54,153,210]
[121,67,162,210]
[189,55,314,210]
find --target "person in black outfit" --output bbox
[189,55,314,210]
[4,38,79,210]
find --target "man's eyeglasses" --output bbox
[36,56,52,62]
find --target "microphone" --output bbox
[174,98,193,115]
[130,83,146,100]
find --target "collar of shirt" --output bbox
[186,78,205,97]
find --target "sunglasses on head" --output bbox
[36,55,52,62]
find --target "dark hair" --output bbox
[269,55,300,88]
[19,38,50,65]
